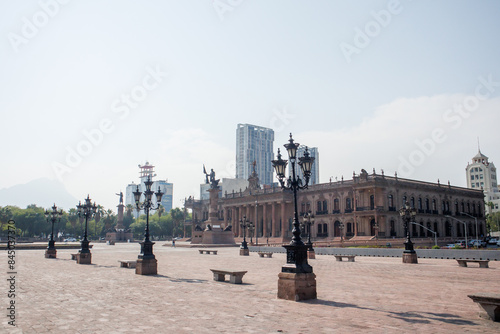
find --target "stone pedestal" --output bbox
[402,252,418,264]
[240,248,249,256]
[277,272,317,301]
[307,250,316,259]
[201,228,235,245]
[45,248,57,259]
[77,252,92,264]
[136,258,158,275]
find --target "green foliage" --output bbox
[0,204,117,239]
[432,245,440,249]
[486,212,500,232]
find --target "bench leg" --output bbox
[479,262,489,268]
[213,273,225,282]
[458,261,467,267]
[348,257,355,262]
[336,257,342,262]
[230,275,243,284]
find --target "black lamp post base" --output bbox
[282,244,313,274]
[240,248,249,256]
[277,272,317,301]
[136,258,157,275]
[45,248,57,259]
[402,252,418,264]
[139,240,155,260]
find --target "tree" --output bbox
[0,206,13,232]
[486,211,500,232]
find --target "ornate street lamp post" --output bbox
[272,133,316,301]
[249,222,255,244]
[133,175,163,275]
[399,201,418,264]
[44,203,63,259]
[239,216,251,256]
[76,195,97,264]
[303,211,315,259]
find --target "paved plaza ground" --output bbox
[2,242,500,333]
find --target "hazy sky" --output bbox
[1,0,500,211]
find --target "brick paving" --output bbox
[2,242,500,333]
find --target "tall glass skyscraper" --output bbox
[289,146,319,185]
[236,124,274,185]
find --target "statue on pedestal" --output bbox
[203,165,220,189]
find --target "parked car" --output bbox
[469,240,485,248]
[64,237,77,242]
[488,238,498,245]
[497,240,500,247]
[443,244,458,249]
[455,240,467,247]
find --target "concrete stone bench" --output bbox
[334,255,355,262]
[118,260,137,268]
[468,293,500,321]
[456,259,489,268]
[199,249,218,255]
[210,269,247,284]
[71,254,78,260]
[258,252,273,258]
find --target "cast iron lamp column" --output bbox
[399,201,418,264]
[272,133,315,274]
[239,216,251,255]
[76,195,97,264]
[45,203,63,258]
[304,211,315,252]
[249,222,255,244]
[133,175,164,268]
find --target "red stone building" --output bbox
[185,169,485,243]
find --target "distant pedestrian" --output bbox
[172,239,176,248]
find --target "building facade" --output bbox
[186,169,486,242]
[466,150,500,213]
[236,124,274,185]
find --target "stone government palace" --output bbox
[185,168,486,243]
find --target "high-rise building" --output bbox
[125,162,173,216]
[289,146,319,185]
[236,124,274,185]
[466,150,499,213]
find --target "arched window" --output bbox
[418,198,422,210]
[333,199,339,212]
[346,198,351,210]
[323,200,328,212]
[432,199,437,211]
[425,198,430,211]
[410,197,415,208]
[370,195,375,210]
[455,200,459,214]
[388,194,394,208]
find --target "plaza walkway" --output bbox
[2,242,499,333]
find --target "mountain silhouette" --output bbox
[0,178,79,210]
